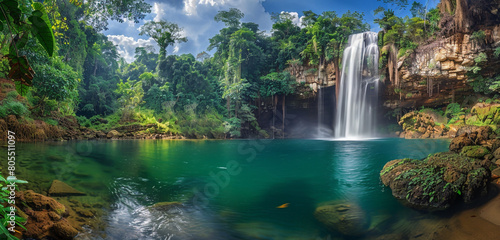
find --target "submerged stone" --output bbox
[19,190,67,215]
[52,221,79,240]
[314,200,369,236]
[149,201,183,211]
[16,190,78,240]
[48,180,86,196]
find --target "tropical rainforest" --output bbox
[2,0,500,239]
[0,0,465,140]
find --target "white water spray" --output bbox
[334,32,380,139]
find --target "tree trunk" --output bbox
[272,95,276,139]
[282,95,285,139]
[318,55,324,85]
[93,57,98,76]
[388,44,399,87]
[438,0,454,15]
[257,94,261,121]
[227,97,231,118]
[235,99,238,118]
[455,0,470,33]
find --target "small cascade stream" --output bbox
[334,32,380,139]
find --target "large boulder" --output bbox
[48,180,86,196]
[16,190,78,240]
[380,152,490,210]
[314,200,369,236]
[106,130,121,138]
[449,133,474,152]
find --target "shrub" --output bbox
[6,91,19,100]
[45,119,58,126]
[0,174,27,240]
[76,115,90,127]
[470,30,486,43]
[0,100,29,117]
[0,106,7,118]
[495,46,500,59]
[474,52,487,64]
[445,103,461,119]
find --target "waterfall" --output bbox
[334,32,380,139]
[317,86,323,136]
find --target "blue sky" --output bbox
[105,0,439,62]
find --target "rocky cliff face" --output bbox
[289,63,338,93]
[383,0,500,111]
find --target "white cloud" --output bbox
[107,35,158,62]
[183,0,198,15]
[105,0,273,62]
[279,11,305,27]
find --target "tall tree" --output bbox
[139,20,187,75]
[214,8,244,28]
[84,0,151,31]
[260,71,295,138]
[410,1,426,18]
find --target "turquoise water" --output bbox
[7,138,450,239]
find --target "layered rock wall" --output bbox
[384,26,500,110]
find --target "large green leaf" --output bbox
[8,55,34,86]
[0,0,22,24]
[28,3,55,57]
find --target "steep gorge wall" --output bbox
[383,0,500,111]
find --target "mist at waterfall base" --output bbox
[317,32,381,139]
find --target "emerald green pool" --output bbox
[9,138,451,239]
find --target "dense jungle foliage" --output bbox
[0,0,495,141]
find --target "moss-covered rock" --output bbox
[51,221,79,240]
[15,190,79,240]
[449,134,474,152]
[19,190,67,216]
[471,103,500,124]
[398,111,449,139]
[461,146,490,158]
[106,129,121,138]
[314,200,369,236]
[380,152,490,210]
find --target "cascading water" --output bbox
[317,86,323,136]
[334,32,380,139]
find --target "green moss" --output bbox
[461,146,489,159]
[381,158,417,176]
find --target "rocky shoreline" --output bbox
[0,114,186,142]
[396,103,500,140]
